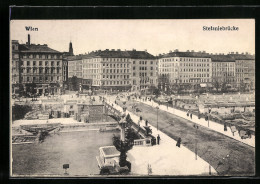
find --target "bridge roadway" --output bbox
[103,102,149,139]
[105,95,255,176]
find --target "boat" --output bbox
[99,125,120,132]
[20,123,61,135]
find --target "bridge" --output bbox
[103,102,156,146]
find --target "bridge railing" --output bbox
[134,138,152,146]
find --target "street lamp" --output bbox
[156,106,159,130]
[208,106,211,127]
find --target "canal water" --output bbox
[12,130,120,176]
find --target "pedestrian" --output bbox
[224,123,227,131]
[247,130,251,138]
[145,120,148,126]
[176,137,181,148]
[187,110,189,117]
[157,134,160,145]
[190,113,192,119]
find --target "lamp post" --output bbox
[208,106,211,128]
[156,106,159,130]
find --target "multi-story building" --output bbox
[18,34,63,94]
[211,54,236,89]
[68,56,83,79]
[128,50,158,91]
[11,40,20,94]
[228,52,255,90]
[82,49,132,91]
[66,49,158,92]
[158,50,212,91]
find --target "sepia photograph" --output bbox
[10,19,255,177]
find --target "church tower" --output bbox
[69,41,74,56]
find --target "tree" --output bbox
[221,81,228,92]
[212,77,221,92]
[71,76,78,91]
[112,135,133,169]
[25,82,37,95]
[239,80,246,92]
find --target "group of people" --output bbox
[187,110,193,119]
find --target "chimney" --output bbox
[187,50,190,52]
[236,52,238,54]
[28,34,31,45]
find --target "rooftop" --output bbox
[66,55,83,61]
[81,49,156,59]
[160,51,211,59]
[19,44,61,54]
[228,54,255,60]
[210,55,235,62]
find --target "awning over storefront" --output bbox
[200,83,207,87]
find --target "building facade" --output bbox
[211,55,236,89]
[82,50,132,91]
[128,50,158,91]
[68,56,83,79]
[158,50,212,91]
[18,34,63,95]
[11,40,20,94]
[228,53,255,90]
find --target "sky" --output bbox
[10,19,255,56]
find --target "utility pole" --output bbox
[156,106,159,130]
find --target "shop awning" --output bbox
[200,83,207,87]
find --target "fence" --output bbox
[134,138,152,146]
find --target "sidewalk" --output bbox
[137,99,255,148]
[105,97,217,176]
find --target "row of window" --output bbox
[102,63,130,68]
[103,80,130,85]
[160,58,210,62]
[133,66,154,70]
[102,69,130,73]
[160,63,210,67]
[22,54,61,59]
[132,72,154,77]
[133,60,154,65]
[21,76,60,82]
[213,63,235,67]
[102,75,130,79]
[212,73,235,77]
[178,78,211,83]
[22,68,60,74]
[22,61,60,66]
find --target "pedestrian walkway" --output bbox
[105,97,217,176]
[137,99,255,148]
